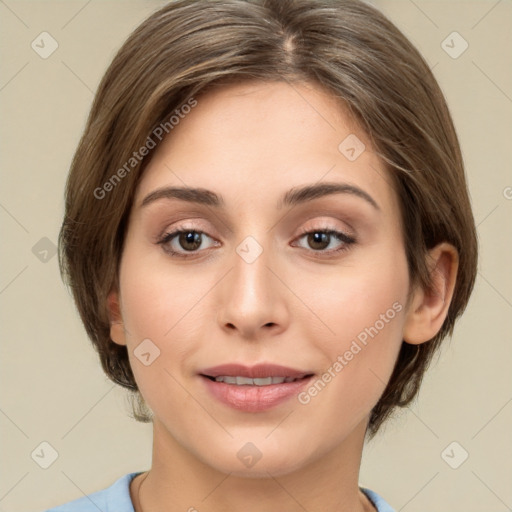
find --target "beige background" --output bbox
[1,1,511,511]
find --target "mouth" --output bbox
[199,363,315,412]
[201,375,310,385]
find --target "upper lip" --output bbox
[200,363,313,380]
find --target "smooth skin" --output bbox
[108,80,458,512]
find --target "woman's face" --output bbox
[111,80,412,477]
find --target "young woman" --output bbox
[46,0,478,510]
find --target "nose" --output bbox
[216,239,289,340]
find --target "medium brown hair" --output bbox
[59,0,478,437]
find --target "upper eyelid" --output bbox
[161,214,353,233]
[160,222,352,239]
[148,203,364,233]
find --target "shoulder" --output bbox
[41,472,142,512]
[360,487,396,512]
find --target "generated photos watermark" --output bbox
[93,97,198,200]
[297,301,403,405]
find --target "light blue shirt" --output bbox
[43,472,396,512]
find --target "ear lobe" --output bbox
[403,242,459,345]
[107,290,127,346]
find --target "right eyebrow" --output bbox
[140,186,224,209]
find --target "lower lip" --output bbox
[200,375,314,412]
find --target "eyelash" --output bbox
[157,224,356,259]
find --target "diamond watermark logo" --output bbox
[134,338,161,366]
[237,442,262,468]
[31,32,59,59]
[32,237,57,263]
[441,32,468,59]
[441,441,469,469]
[338,134,366,161]
[31,441,59,469]
[236,236,263,264]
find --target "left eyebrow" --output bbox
[278,182,380,211]
[139,181,380,211]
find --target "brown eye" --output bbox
[176,231,203,251]
[307,232,331,251]
[158,228,218,257]
[294,228,356,255]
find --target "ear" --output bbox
[107,289,127,346]
[403,242,459,345]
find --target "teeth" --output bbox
[236,376,253,385]
[253,377,272,385]
[212,376,298,385]
[215,376,236,384]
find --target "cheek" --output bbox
[117,262,209,415]
[117,248,217,384]
[299,249,408,340]
[118,238,209,337]
[295,250,409,399]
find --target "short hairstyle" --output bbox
[58,0,478,437]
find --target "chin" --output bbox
[197,436,317,479]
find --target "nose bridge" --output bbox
[231,234,274,310]
[216,232,287,336]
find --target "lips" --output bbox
[200,363,312,380]
[211,375,299,385]
[199,363,315,412]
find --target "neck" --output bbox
[132,418,375,512]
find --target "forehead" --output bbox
[136,80,398,220]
